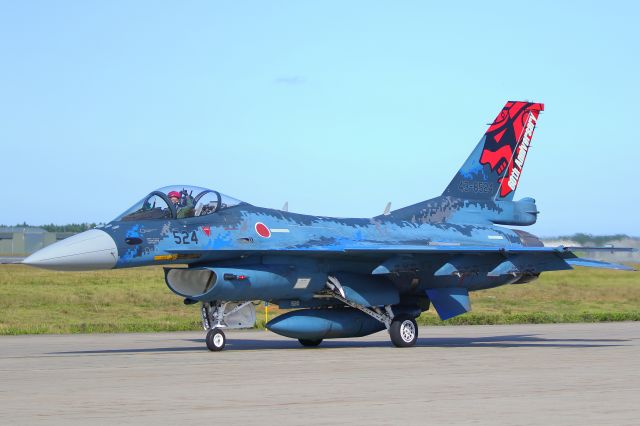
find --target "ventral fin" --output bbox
[426,288,471,320]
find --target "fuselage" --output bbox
[23,182,543,298]
[82,203,537,297]
[105,205,528,265]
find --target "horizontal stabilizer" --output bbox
[565,246,637,252]
[565,258,636,271]
[426,288,471,320]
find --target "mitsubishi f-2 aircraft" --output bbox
[23,101,635,351]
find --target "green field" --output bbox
[0,264,638,335]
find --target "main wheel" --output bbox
[298,338,323,347]
[389,315,418,347]
[206,328,226,351]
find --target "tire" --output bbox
[389,315,418,347]
[206,328,226,351]
[298,338,323,347]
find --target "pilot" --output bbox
[168,190,195,219]
[168,191,181,207]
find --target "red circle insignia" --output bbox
[255,222,271,238]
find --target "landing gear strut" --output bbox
[324,275,420,348]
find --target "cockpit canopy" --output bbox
[115,185,244,221]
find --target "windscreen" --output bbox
[114,185,244,221]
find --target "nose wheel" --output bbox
[206,328,226,351]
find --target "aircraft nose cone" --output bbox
[23,229,118,271]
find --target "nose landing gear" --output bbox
[201,301,255,352]
[206,328,226,351]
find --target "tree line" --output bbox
[553,233,631,246]
[1,223,102,233]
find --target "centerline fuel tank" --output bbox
[265,308,386,340]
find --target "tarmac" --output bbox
[0,322,639,425]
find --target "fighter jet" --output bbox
[23,101,635,351]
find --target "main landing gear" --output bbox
[325,275,420,348]
[389,315,418,347]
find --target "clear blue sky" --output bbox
[1,1,638,236]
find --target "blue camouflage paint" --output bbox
[86,101,633,331]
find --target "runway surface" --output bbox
[1,322,639,425]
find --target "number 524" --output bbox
[173,231,199,244]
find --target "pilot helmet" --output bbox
[168,191,181,200]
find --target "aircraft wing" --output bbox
[167,245,636,271]
[563,258,635,270]
[345,246,635,269]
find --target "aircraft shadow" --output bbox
[49,333,628,356]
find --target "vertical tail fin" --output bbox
[443,101,544,201]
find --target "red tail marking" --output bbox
[480,144,513,175]
[494,128,507,143]
[480,101,544,198]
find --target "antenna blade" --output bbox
[383,202,392,216]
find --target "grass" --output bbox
[0,264,638,335]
